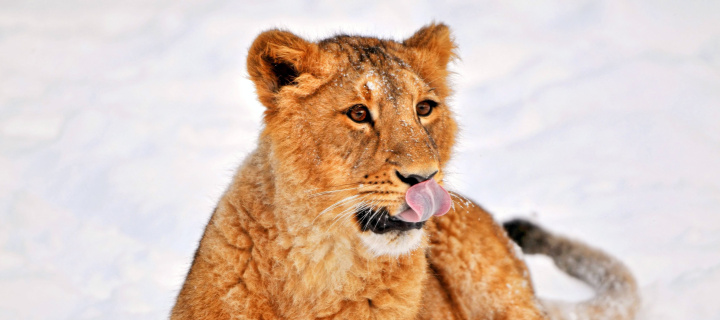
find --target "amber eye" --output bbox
[416,100,437,117]
[347,104,371,123]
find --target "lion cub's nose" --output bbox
[395,170,438,186]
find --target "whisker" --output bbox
[352,198,378,229]
[327,200,365,231]
[308,186,359,198]
[332,202,361,224]
[324,194,373,230]
[305,181,364,194]
[367,198,382,219]
[354,198,381,231]
[449,193,472,210]
[313,195,361,224]
[449,193,457,212]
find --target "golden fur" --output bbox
[171,23,639,320]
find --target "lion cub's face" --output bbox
[248,25,457,256]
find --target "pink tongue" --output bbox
[396,179,452,223]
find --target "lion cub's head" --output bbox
[247,24,458,256]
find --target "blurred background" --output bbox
[1,0,719,319]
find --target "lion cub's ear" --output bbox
[403,23,457,94]
[247,30,320,108]
[404,23,456,68]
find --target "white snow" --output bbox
[1,0,719,319]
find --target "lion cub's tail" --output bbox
[503,219,640,320]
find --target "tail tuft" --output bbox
[503,218,640,320]
[502,219,550,255]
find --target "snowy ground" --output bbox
[1,0,719,319]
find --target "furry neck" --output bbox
[225,143,420,274]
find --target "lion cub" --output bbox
[172,23,639,320]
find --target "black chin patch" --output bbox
[355,207,425,234]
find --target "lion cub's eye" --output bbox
[347,104,371,123]
[416,100,437,117]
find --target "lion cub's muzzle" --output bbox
[355,178,452,234]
